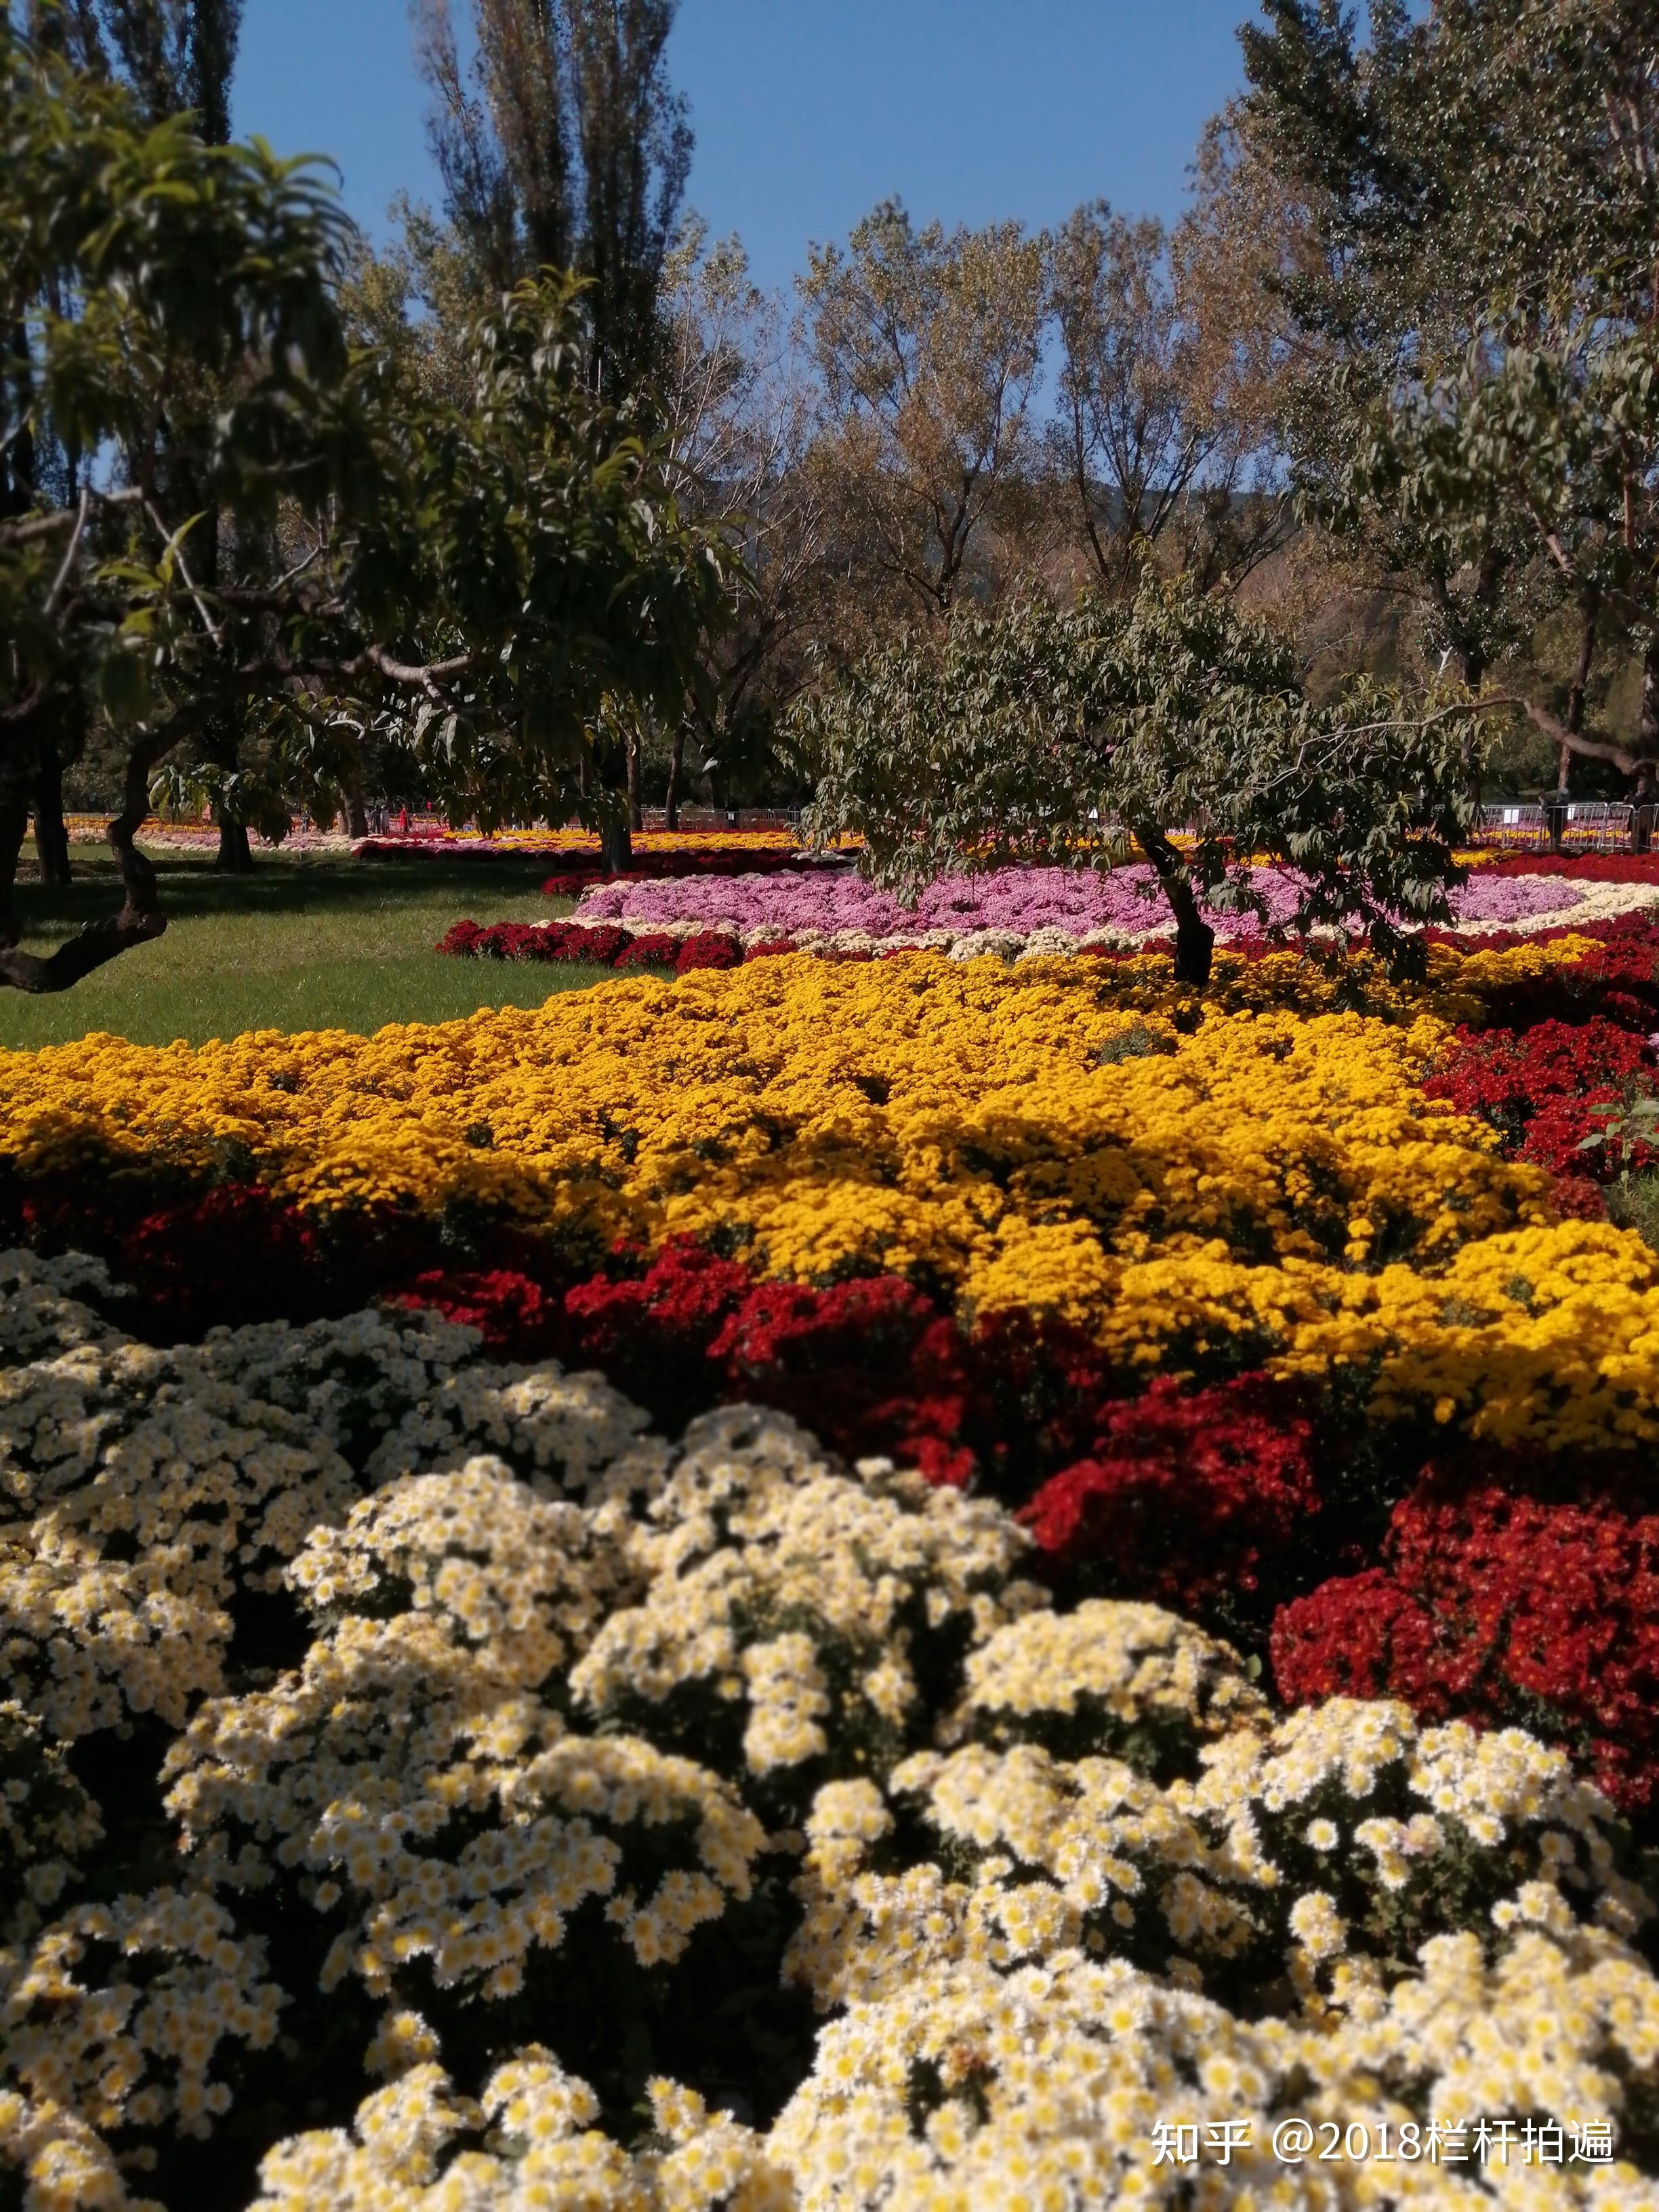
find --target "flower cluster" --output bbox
[8,824,1659,2205]
[539,846,846,897]
[1015,1375,1318,1620]
[571,859,1640,949]
[1423,1017,1659,1183]
[249,2055,794,2211]
[1472,851,1659,882]
[357,826,804,861]
[14,951,1659,1453]
[2,1263,1658,2209]
[1273,1460,1659,1816]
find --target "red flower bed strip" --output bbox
[436,919,758,971]
[1469,852,1659,882]
[1422,1017,1659,1182]
[1272,1464,1659,1816]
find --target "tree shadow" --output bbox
[12,851,557,930]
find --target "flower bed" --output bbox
[539,849,846,897]
[444,882,1659,977]
[5,920,1659,2204]
[1469,851,1659,882]
[565,858,1659,953]
[356,827,808,861]
[4,1254,1658,2208]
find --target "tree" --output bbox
[1047,199,1286,598]
[797,575,1483,985]
[1246,1,1659,829]
[0,19,736,991]
[655,225,826,828]
[415,0,691,403]
[1352,332,1659,838]
[9,7,249,882]
[86,1,243,142]
[411,0,697,868]
[1233,1,1534,690]
[33,2,258,870]
[800,199,1048,621]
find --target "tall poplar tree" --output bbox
[413,1,693,863]
[415,0,691,403]
[93,0,243,141]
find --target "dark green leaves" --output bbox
[799,573,1482,976]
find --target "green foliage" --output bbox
[347,270,738,830]
[0,16,741,989]
[798,574,1483,975]
[415,0,692,405]
[1244,0,1659,779]
[1,18,350,727]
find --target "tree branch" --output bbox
[0,710,200,996]
[43,488,90,615]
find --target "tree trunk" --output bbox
[0,718,177,994]
[600,816,633,874]
[32,747,72,885]
[215,811,253,872]
[664,722,686,832]
[1635,646,1659,855]
[0,794,28,949]
[1554,592,1600,845]
[345,775,369,840]
[626,725,644,834]
[1132,819,1214,987]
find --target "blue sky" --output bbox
[234,1,1257,290]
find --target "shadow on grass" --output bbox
[14,849,558,931]
[1,849,605,1048]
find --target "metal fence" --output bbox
[1475,801,1639,852]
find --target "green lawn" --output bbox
[0,846,609,1049]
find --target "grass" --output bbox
[0,845,608,1049]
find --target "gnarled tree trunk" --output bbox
[1132,817,1214,987]
[1,794,28,949]
[0,725,175,994]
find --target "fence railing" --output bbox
[1474,800,1647,852]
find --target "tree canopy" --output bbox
[799,576,1484,983]
[0,15,737,991]
[1238,0,1659,821]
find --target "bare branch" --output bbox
[363,643,478,695]
[144,501,224,647]
[43,489,91,615]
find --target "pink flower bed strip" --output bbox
[573,863,1618,945]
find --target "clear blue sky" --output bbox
[233,1,1258,289]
